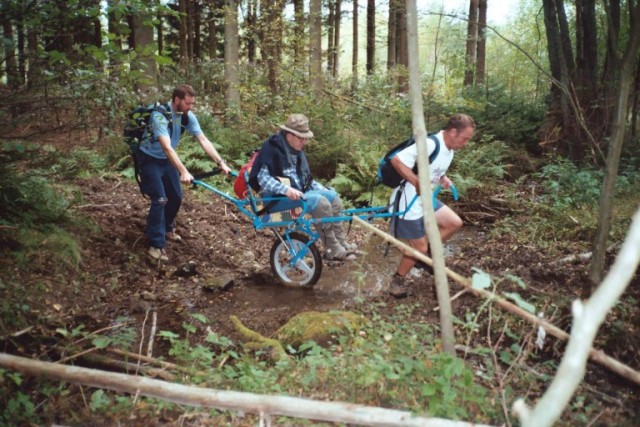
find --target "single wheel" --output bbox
[270,232,322,287]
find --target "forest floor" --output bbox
[2,172,640,426]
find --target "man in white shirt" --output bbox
[388,114,475,298]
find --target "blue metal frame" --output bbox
[192,171,457,271]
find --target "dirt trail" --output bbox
[4,175,639,424]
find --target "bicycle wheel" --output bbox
[270,232,322,287]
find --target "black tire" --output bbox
[269,232,322,287]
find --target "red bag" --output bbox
[233,150,259,199]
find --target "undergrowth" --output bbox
[0,304,499,425]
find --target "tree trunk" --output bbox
[327,0,335,74]
[193,0,202,61]
[405,0,456,357]
[26,25,40,89]
[179,0,188,66]
[576,0,598,102]
[602,0,621,108]
[244,0,256,62]
[186,0,194,61]
[2,13,18,87]
[157,10,164,56]
[463,0,478,86]
[293,0,305,63]
[387,0,397,70]
[262,1,284,94]
[352,0,358,78]
[476,0,487,85]
[224,0,240,113]
[132,12,157,93]
[542,0,574,155]
[588,2,640,290]
[309,0,323,93]
[366,0,375,75]
[332,0,341,77]
[395,0,408,93]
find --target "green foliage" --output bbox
[448,136,510,196]
[0,142,93,273]
[0,370,39,426]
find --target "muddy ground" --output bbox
[3,173,640,425]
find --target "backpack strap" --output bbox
[427,134,440,163]
[407,134,441,181]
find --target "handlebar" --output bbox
[433,183,459,201]
[192,169,238,182]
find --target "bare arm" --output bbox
[158,135,193,183]
[390,156,420,193]
[194,133,231,175]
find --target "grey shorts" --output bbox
[389,200,444,239]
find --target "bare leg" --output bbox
[395,206,462,275]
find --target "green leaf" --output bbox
[190,313,208,323]
[92,336,112,349]
[421,383,437,396]
[158,331,179,339]
[471,270,492,289]
[503,292,536,314]
[504,273,527,289]
[499,350,512,364]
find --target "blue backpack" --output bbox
[377,134,440,188]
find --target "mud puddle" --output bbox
[229,227,478,313]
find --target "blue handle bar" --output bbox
[432,183,459,202]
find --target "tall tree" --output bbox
[261,0,285,93]
[224,0,240,112]
[327,0,335,74]
[192,0,202,60]
[332,0,342,77]
[588,2,640,290]
[463,0,479,86]
[352,0,358,78]
[405,0,456,357]
[476,0,487,84]
[395,0,408,92]
[132,12,157,91]
[244,0,257,62]
[309,0,323,93]
[366,0,375,75]
[179,0,188,65]
[293,0,305,62]
[1,3,19,87]
[387,0,397,70]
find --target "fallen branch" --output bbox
[69,351,175,381]
[147,311,157,358]
[0,353,495,427]
[433,289,468,312]
[352,217,640,386]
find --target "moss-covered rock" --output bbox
[230,311,368,361]
[274,310,367,349]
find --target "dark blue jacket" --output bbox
[249,131,311,192]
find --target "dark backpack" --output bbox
[123,102,189,187]
[377,134,440,188]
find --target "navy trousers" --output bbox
[137,151,182,249]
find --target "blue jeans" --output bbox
[261,189,338,215]
[137,151,182,249]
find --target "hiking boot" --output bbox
[167,231,183,243]
[330,198,358,252]
[388,274,408,299]
[148,246,169,262]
